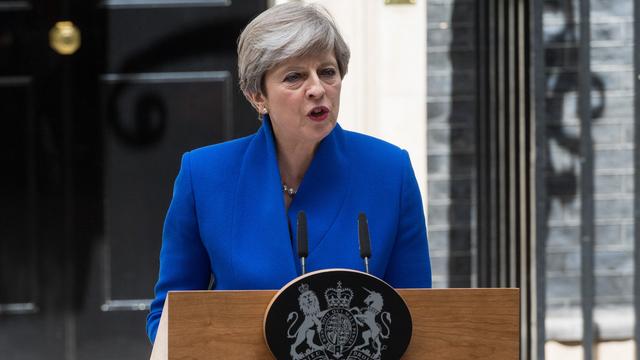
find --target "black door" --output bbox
[0,1,265,358]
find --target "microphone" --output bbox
[358,213,372,274]
[297,211,309,275]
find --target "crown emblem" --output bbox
[298,283,310,294]
[324,282,354,308]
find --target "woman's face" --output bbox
[253,52,342,149]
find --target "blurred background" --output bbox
[0,0,637,359]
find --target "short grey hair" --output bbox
[237,2,350,99]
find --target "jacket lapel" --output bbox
[231,117,298,289]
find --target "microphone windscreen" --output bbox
[358,212,372,258]
[297,211,308,258]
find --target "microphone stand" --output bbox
[358,213,372,274]
[297,211,309,275]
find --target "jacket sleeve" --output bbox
[384,150,432,288]
[146,152,211,343]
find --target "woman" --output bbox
[146,2,431,343]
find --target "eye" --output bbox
[283,72,302,83]
[319,67,337,78]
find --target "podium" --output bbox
[150,288,519,359]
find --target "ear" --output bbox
[247,91,268,114]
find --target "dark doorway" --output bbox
[0,0,265,358]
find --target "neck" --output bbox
[276,140,317,189]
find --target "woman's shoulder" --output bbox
[178,133,258,190]
[340,128,407,163]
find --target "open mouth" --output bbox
[308,106,330,121]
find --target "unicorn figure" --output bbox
[352,288,392,359]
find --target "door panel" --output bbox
[102,71,234,302]
[0,81,38,310]
[103,2,260,74]
[1,315,67,358]
[0,10,33,75]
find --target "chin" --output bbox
[313,119,336,136]
[301,124,333,144]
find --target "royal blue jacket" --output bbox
[146,118,431,342]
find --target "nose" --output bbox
[305,74,325,99]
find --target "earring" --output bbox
[262,107,268,114]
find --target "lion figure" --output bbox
[287,288,326,359]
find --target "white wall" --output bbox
[272,0,428,206]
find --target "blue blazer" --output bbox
[146,118,431,342]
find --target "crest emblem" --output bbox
[265,269,412,360]
[285,282,392,360]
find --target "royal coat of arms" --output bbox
[286,282,392,360]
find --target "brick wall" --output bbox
[427,0,636,341]
[426,0,476,290]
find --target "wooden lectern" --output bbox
[150,288,519,359]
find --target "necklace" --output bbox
[282,183,297,197]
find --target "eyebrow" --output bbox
[280,61,338,73]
